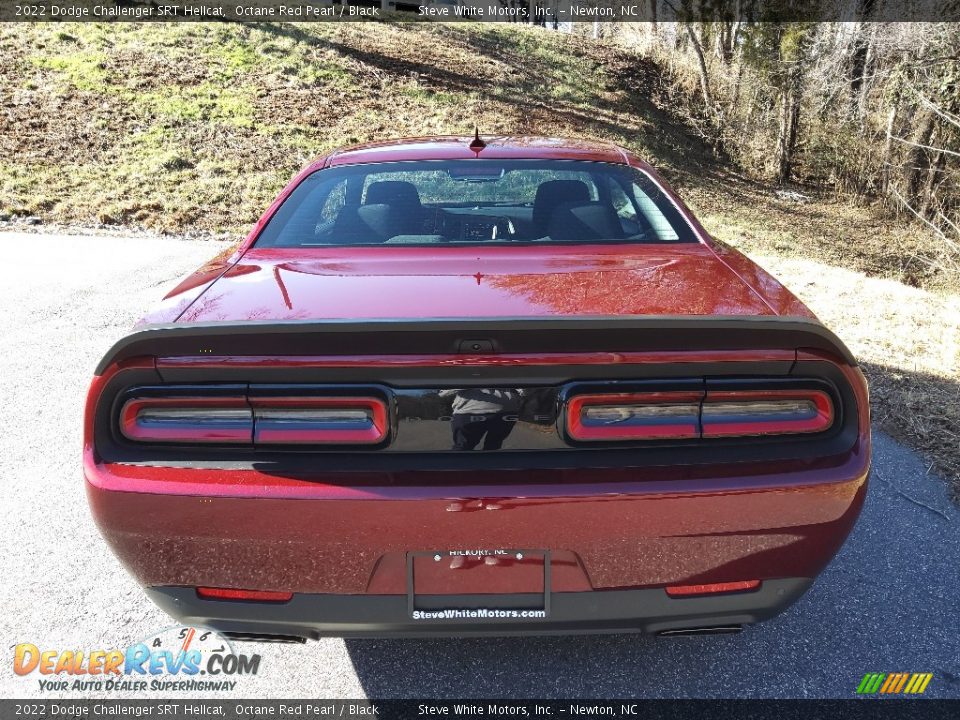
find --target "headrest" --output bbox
[365,181,422,208]
[546,201,624,242]
[331,204,403,243]
[532,180,591,231]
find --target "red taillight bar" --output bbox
[120,395,389,446]
[665,580,761,597]
[566,387,834,442]
[567,392,702,442]
[701,389,833,437]
[120,397,252,443]
[250,396,388,445]
[196,587,293,603]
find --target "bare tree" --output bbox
[685,23,713,106]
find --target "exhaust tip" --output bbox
[657,625,743,637]
[221,631,307,644]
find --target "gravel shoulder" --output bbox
[0,232,956,700]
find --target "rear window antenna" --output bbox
[469,127,486,153]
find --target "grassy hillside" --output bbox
[0,22,943,287]
[0,22,701,231]
[0,21,957,492]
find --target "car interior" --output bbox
[255,162,693,247]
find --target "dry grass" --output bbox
[685,176,960,293]
[1,21,957,494]
[754,254,960,494]
[0,22,676,232]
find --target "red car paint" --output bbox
[86,137,870,637]
[141,137,810,325]
[172,245,794,324]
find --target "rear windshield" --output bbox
[254,160,698,248]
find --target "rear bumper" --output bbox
[87,457,868,638]
[145,578,813,638]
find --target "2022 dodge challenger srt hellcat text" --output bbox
[85,136,870,640]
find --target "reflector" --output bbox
[196,587,293,602]
[665,580,761,597]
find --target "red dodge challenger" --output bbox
[85,136,870,640]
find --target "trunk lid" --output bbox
[174,244,778,323]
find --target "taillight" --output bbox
[196,587,292,603]
[565,385,834,442]
[251,396,388,445]
[119,392,389,446]
[120,397,252,443]
[566,392,701,441]
[701,389,833,437]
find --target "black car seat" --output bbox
[365,181,429,235]
[330,181,427,243]
[532,180,591,237]
[546,201,626,242]
[365,180,422,208]
[331,204,406,244]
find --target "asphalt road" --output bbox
[1,231,957,700]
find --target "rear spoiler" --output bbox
[95,316,856,375]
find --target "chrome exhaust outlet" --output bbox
[657,625,743,637]
[221,632,307,644]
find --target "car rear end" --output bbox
[85,316,869,640]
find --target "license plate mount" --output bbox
[407,549,551,620]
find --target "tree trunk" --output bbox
[728,20,740,59]
[881,103,897,194]
[919,129,946,219]
[849,24,869,118]
[856,25,876,120]
[776,76,802,185]
[731,58,744,112]
[900,107,936,206]
[685,23,713,107]
[715,22,734,62]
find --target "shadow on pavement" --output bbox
[344,435,959,699]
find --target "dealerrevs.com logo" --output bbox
[856,673,934,695]
[14,626,261,693]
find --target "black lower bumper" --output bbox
[144,578,813,639]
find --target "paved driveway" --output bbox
[0,231,956,699]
